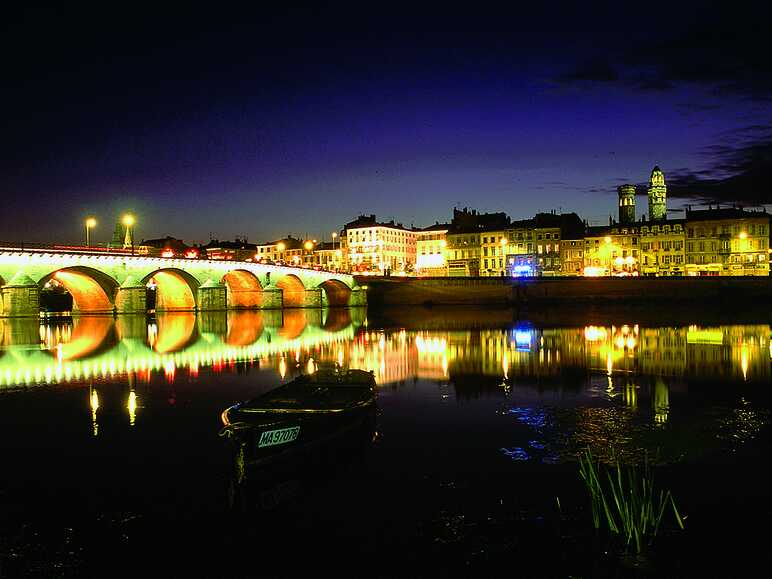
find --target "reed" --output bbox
[578,448,684,555]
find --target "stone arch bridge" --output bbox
[0,249,365,317]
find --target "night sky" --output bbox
[2,3,771,245]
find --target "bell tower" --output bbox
[617,184,636,225]
[647,166,667,221]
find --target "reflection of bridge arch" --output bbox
[57,316,115,360]
[318,279,352,307]
[222,270,262,309]
[39,267,118,314]
[323,308,353,332]
[142,269,199,312]
[226,311,264,345]
[276,274,305,308]
[153,313,197,353]
[279,309,307,339]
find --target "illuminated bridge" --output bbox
[0,248,366,317]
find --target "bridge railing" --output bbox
[0,242,354,276]
[0,242,149,256]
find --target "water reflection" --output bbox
[1,313,769,391]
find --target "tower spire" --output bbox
[647,165,667,220]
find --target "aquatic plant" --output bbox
[578,447,684,556]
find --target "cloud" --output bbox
[555,4,772,101]
[664,126,772,207]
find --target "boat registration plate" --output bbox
[258,426,301,448]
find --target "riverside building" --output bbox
[684,207,770,276]
[415,223,450,277]
[345,214,417,275]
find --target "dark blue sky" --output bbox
[2,3,771,245]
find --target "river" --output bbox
[1,305,771,577]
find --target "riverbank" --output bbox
[359,275,772,307]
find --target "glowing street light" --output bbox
[85,217,97,247]
[276,241,286,263]
[122,214,135,254]
[304,240,314,250]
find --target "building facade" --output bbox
[345,214,417,275]
[415,223,449,277]
[639,220,686,276]
[685,208,770,276]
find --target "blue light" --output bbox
[514,330,532,349]
[511,264,533,277]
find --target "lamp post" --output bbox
[331,232,337,270]
[122,214,135,255]
[304,240,314,268]
[276,241,286,264]
[85,217,97,248]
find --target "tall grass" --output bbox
[578,448,684,555]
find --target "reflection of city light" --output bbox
[514,330,532,349]
[89,386,99,437]
[741,344,749,381]
[584,326,607,341]
[306,358,315,374]
[279,357,287,379]
[128,390,137,426]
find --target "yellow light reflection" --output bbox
[89,386,99,437]
[741,343,749,381]
[128,390,138,426]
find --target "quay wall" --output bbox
[359,276,772,308]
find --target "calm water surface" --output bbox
[1,306,771,577]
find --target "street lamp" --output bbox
[85,217,97,247]
[122,214,135,254]
[276,241,286,263]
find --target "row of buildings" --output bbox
[138,166,770,277]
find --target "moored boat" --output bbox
[219,366,377,469]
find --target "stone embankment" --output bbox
[358,276,772,308]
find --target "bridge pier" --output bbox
[115,276,147,314]
[349,286,367,307]
[260,286,284,309]
[0,271,40,318]
[197,279,227,311]
[302,288,323,308]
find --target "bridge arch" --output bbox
[318,279,352,307]
[276,273,306,308]
[39,267,118,314]
[142,269,199,312]
[222,270,263,309]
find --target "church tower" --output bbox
[617,184,636,225]
[647,165,667,221]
